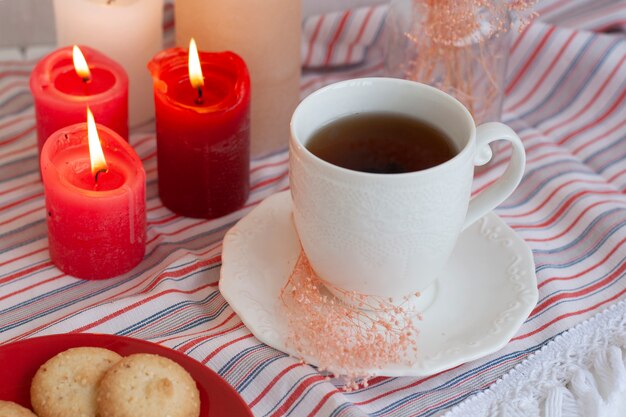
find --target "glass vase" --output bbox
[385,0,513,124]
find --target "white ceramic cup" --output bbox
[289,78,525,304]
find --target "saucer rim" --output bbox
[220,191,538,377]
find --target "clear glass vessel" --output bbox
[385,0,513,123]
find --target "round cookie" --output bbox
[0,401,38,417]
[30,347,122,417]
[97,353,200,417]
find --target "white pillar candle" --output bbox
[53,0,163,127]
[175,0,301,157]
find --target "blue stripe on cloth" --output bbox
[1,4,626,416]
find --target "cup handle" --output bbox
[463,122,526,229]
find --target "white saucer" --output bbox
[219,191,538,377]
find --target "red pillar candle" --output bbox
[40,109,146,280]
[30,45,129,155]
[148,40,250,218]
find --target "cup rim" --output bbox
[290,77,476,179]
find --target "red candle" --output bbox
[40,109,146,280]
[30,45,129,155]
[148,39,250,218]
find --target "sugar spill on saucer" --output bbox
[30,347,122,417]
[97,353,200,417]
[0,401,38,417]
[306,113,457,174]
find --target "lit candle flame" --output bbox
[72,45,91,81]
[86,107,108,179]
[188,38,204,90]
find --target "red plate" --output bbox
[0,333,252,417]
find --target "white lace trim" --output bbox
[442,300,626,417]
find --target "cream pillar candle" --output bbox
[175,0,301,157]
[53,0,162,127]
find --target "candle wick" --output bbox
[195,87,204,105]
[82,76,92,97]
[94,168,108,185]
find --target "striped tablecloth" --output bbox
[1,1,626,416]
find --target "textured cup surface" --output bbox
[290,78,525,299]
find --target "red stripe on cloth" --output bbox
[0,59,39,66]
[250,157,288,174]
[499,183,618,219]
[346,8,375,63]
[174,312,240,350]
[147,213,180,226]
[510,22,533,56]
[0,81,27,96]
[512,286,626,341]
[0,126,36,146]
[300,61,385,93]
[268,375,327,417]
[325,11,352,66]
[608,166,626,183]
[141,256,220,293]
[126,304,219,339]
[0,261,54,285]
[506,26,557,95]
[538,236,626,289]
[7,255,219,335]
[146,203,167,213]
[518,199,624,236]
[0,71,31,80]
[0,192,44,213]
[517,140,552,156]
[507,185,618,226]
[0,179,39,197]
[249,363,306,409]
[156,315,238,346]
[250,171,289,191]
[142,151,157,161]
[2,5,626,415]
[0,247,47,269]
[0,114,33,130]
[507,31,578,113]
[557,86,626,145]
[0,205,44,227]
[306,388,338,417]
[131,135,155,148]
[70,282,216,333]
[0,273,64,302]
[532,261,626,316]
[525,151,565,165]
[0,143,37,162]
[304,16,326,67]
[201,333,254,364]
[384,377,489,417]
[353,371,449,406]
[4,249,223,343]
[479,89,625,176]
[572,118,626,156]
[146,219,208,244]
[544,54,626,136]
